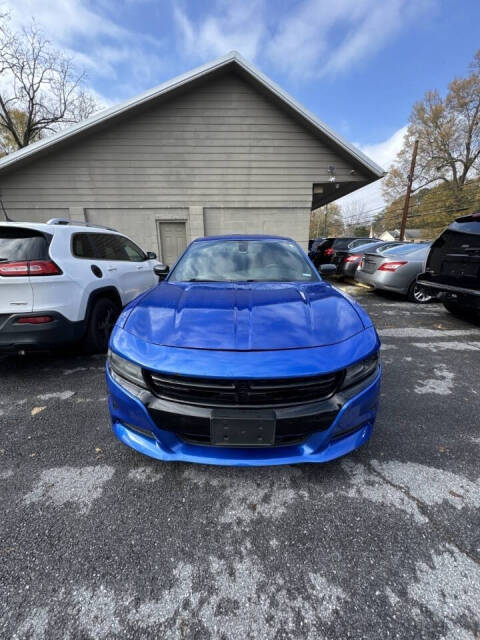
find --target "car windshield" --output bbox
[168,239,319,283]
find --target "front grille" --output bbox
[145,370,342,407]
[147,405,339,446]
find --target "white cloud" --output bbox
[3,0,166,100]
[335,125,407,216]
[174,1,265,62]
[174,0,434,80]
[268,0,434,78]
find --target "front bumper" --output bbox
[339,261,361,279]
[106,359,381,467]
[417,274,480,310]
[0,311,85,352]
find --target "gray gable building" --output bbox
[0,52,383,265]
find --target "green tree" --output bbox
[383,50,480,209]
[352,225,370,237]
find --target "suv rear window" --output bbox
[0,227,51,261]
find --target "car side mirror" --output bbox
[146,251,157,260]
[319,264,336,275]
[154,264,169,280]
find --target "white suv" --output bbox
[0,219,159,354]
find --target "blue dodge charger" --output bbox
[106,235,381,466]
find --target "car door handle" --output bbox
[107,267,117,272]
[136,265,144,270]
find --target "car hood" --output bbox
[123,282,367,351]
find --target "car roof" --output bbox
[348,241,387,252]
[382,242,430,255]
[192,234,294,242]
[0,221,121,234]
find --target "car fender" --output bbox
[79,284,123,324]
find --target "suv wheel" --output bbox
[407,281,434,304]
[83,298,120,354]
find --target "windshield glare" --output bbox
[169,239,318,283]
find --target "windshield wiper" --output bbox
[186,278,221,282]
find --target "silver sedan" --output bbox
[355,243,436,303]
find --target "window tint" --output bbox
[72,233,93,258]
[118,237,146,262]
[0,227,50,261]
[449,220,480,235]
[72,233,146,261]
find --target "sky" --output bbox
[3,0,480,215]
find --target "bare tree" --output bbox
[340,200,369,234]
[383,50,480,206]
[0,15,97,152]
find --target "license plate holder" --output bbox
[211,409,276,447]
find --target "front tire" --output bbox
[82,297,120,354]
[407,281,434,304]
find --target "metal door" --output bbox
[157,222,187,266]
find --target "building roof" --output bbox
[0,52,385,179]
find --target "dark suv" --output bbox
[417,213,480,319]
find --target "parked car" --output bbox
[334,241,405,277]
[355,242,436,303]
[417,212,480,319]
[0,219,158,354]
[107,234,381,467]
[311,236,378,266]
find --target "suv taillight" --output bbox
[0,260,62,277]
[324,248,334,256]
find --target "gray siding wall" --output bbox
[0,73,365,250]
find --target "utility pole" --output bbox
[399,139,418,241]
[324,203,328,236]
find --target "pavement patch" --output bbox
[371,460,480,511]
[71,586,123,639]
[14,606,49,640]
[183,465,307,524]
[127,466,164,483]
[378,328,480,338]
[340,460,427,524]
[411,341,480,352]
[36,391,75,401]
[407,546,480,640]
[23,465,114,514]
[414,365,455,395]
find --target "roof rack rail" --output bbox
[46,218,117,232]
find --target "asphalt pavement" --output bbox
[1,284,479,640]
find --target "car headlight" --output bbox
[108,349,147,388]
[341,352,379,390]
